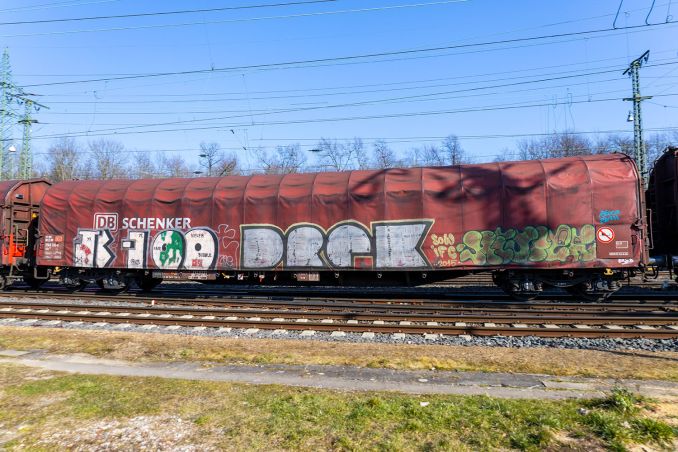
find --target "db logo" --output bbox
[94,213,118,231]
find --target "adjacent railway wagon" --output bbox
[0,179,51,288]
[34,153,646,299]
[648,146,678,265]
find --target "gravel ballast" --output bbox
[1,316,676,353]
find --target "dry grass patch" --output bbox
[1,326,678,380]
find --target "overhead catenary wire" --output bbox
[20,25,676,103]
[41,79,641,123]
[0,0,121,14]
[28,92,678,141]
[27,126,678,157]
[20,20,678,88]
[0,0,468,37]
[11,0,661,28]
[6,1,669,52]
[32,62,678,135]
[0,0,339,26]
[41,60,641,104]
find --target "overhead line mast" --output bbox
[623,50,652,187]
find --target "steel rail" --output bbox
[1,309,676,339]
[3,288,678,312]
[1,301,677,325]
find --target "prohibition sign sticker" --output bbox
[596,226,615,243]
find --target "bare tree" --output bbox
[350,137,370,170]
[516,138,548,160]
[315,137,368,171]
[589,134,632,155]
[372,140,398,169]
[406,135,468,167]
[88,138,128,179]
[46,137,83,182]
[517,131,592,160]
[646,133,674,166]
[551,132,591,157]
[493,147,519,162]
[198,141,238,176]
[159,154,193,178]
[419,144,447,166]
[256,144,307,174]
[130,151,157,179]
[216,153,238,176]
[442,134,468,165]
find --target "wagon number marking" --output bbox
[596,227,615,243]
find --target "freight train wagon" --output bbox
[0,179,51,288]
[647,146,678,275]
[33,153,647,300]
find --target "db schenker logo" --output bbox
[94,213,118,231]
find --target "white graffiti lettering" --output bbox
[241,220,432,270]
[374,222,430,268]
[241,227,284,268]
[325,223,371,268]
[286,225,325,267]
[122,231,149,269]
[184,228,218,270]
[73,219,434,271]
[74,229,115,268]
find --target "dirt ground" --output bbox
[1,326,677,381]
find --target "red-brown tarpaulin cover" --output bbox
[37,154,644,271]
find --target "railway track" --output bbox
[2,291,678,339]
[5,281,678,305]
[4,288,678,316]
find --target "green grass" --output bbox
[0,364,676,451]
[579,388,678,451]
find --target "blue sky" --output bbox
[2,0,677,170]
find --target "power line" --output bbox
[0,0,468,37]
[40,75,629,117]
[38,56,632,91]
[24,28,676,100]
[35,63,678,135]
[6,1,668,50]
[28,127,678,156]
[42,72,623,106]
[0,0,121,14]
[35,50,678,104]
[28,93,678,141]
[20,20,677,88]
[0,0,338,25]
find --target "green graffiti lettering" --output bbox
[455,224,596,266]
[159,231,184,266]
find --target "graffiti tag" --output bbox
[599,210,621,224]
[454,224,596,266]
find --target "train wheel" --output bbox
[65,280,89,292]
[136,276,162,292]
[23,275,47,290]
[565,283,613,302]
[96,279,128,294]
[0,276,8,291]
[494,271,541,301]
[501,286,539,301]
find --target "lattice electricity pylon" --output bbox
[17,100,38,179]
[0,49,15,180]
[623,50,652,188]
